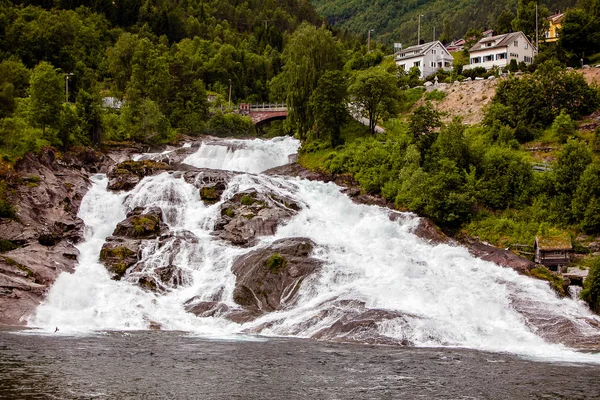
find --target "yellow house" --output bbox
[545,12,564,43]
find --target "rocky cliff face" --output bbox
[0,148,109,325]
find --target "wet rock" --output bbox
[214,190,300,246]
[0,148,98,326]
[99,238,140,280]
[459,235,535,274]
[113,207,168,239]
[107,160,172,191]
[130,264,190,293]
[185,300,232,318]
[409,217,453,245]
[231,238,322,316]
[183,169,235,205]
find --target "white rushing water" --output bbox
[31,137,600,363]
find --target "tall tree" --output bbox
[348,68,400,135]
[272,22,343,139]
[308,70,348,146]
[29,61,63,133]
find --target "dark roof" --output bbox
[470,32,525,52]
[536,235,572,251]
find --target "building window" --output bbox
[514,40,519,47]
[483,55,494,62]
[525,43,529,49]
[471,57,481,64]
[414,61,421,67]
[510,53,519,58]
[398,64,406,70]
[444,62,450,67]
[496,53,507,60]
[486,42,493,47]
[432,49,437,55]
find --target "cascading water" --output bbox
[31,137,600,363]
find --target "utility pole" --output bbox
[535,3,539,52]
[65,73,74,103]
[433,26,436,42]
[418,15,424,45]
[367,29,374,52]
[228,79,232,110]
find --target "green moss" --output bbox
[100,246,135,261]
[0,239,17,252]
[530,266,566,297]
[240,194,256,206]
[4,257,33,277]
[22,174,41,187]
[200,187,219,203]
[131,215,159,235]
[222,207,235,218]
[264,253,286,273]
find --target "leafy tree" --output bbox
[581,257,600,312]
[29,61,63,133]
[477,146,534,210]
[551,110,576,143]
[553,138,592,197]
[558,7,600,63]
[126,37,170,105]
[572,161,600,233]
[408,102,441,155]
[512,0,549,40]
[273,23,343,139]
[495,9,515,34]
[309,70,348,146]
[425,118,470,170]
[348,68,400,135]
[119,98,173,144]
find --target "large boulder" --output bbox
[107,160,172,191]
[99,238,140,279]
[231,238,322,315]
[183,169,236,205]
[214,190,300,246]
[112,207,168,239]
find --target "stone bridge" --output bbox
[240,103,288,126]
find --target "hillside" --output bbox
[311,0,577,46]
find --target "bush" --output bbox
[424,90,447,102]
[551,110,576,143]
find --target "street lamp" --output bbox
[65,73,74,103]
[418,15,424,45]
[367,29,374,52]
[228,79,232,110]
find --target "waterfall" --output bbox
[30,137,600,363]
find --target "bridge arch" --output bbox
[240,103,288,126]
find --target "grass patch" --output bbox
[200,187,219,203]
[264,253,286,273]
[131,215,160,235]
[398,87,426,114]
[240,194,256,206]
[424,89,447,102]
[4,256,33,278]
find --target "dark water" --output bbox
[1,328,599,400]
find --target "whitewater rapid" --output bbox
[31,136,600,363]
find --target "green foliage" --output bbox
[240,194,256,206]
[348,67,400,135]
[572,161,600,233]
[0,239,17,252]
[558,5,600,62]
[206,112,255,137]
[397,87,425,114]
[488,61,600,141]
[29,62,63,133]
[424,90,447,102]
[265,253,286,273]
[0,180,15,218]
[551,110,576,143]
[131,215,160,236]
[273,23,343,138]
[119,98,174,144]
[309,70,348,146]
[408,102,442,155]
[200,187,219,203]
[581,257,600,312]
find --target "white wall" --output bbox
[396,43,453,78]
[464,34,536,70]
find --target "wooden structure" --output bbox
[534,235,572,271]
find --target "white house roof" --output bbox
[395,40,450,61]
[470,32,536,53]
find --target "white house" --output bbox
[395,41,454,78]
[464,31,536,70]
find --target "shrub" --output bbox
[207,112,255,137]
[581,257,600,312]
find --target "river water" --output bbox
[6,136,600,397]
[2,327,600,399]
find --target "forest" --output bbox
[310,0,578,46]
